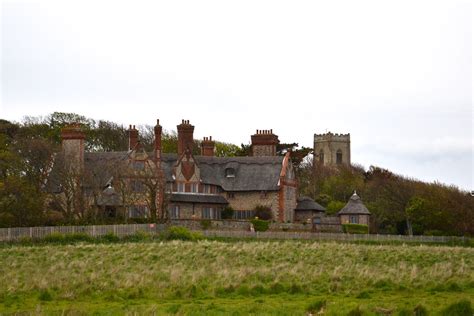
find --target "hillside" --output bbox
[0,112,472,236]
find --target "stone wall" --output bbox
[269,222,312,231]
[224,191,280,220]
[169,219,251,231]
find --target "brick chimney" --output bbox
[154,119,162,159]
[251,129,279,156]
[128,125,138,150]
[60,123,85,172]
[177,120,194,156]
[201,136,215,156]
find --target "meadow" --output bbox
[0,238,473,315]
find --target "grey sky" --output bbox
[1,0,472,190]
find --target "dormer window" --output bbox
[225,168,235,178]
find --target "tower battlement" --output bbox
[314,132,350,143]
[314,132,351,166]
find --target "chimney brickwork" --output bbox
[60,124,85,172]
[154,119,162,160]
[128,125,139,150]
[251,129,279,156]
[177,120,194,156]
[201,136,215,156]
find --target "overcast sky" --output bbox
[1,0,473,190]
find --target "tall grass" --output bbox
[0,240,472,313]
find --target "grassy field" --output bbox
[0,239,473,315]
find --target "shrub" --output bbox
[163,226,202,241]
[64,233,93,243]
[123,230,153,242]
[326,201,345,215]
[343,224,369,234]
[43,232,65,243]
[200,219,212,230]
[254,205,272,220]
[251,219,269,232]
[101,232,120,242]
[221,206,234,219]
[441,299,472,316]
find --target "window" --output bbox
[170,205,180,219]
[313,217,321,224]
[133,160,145,170]
[336,149,343,165]
[260,191,267,199]
[319,150,324,163]
[349,215,358,224]
[233,210,255,220]
[191,183,199,193]
[225,168,235,178]
[202,207,221,219]
[131,180,144,192]
[202,184,211,194]
[128,205,148,218]
[227,192,235,199]
[177,182,185,192]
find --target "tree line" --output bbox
[0,112,472,236]
[297,160,473,236]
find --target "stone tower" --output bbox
[314,132,351,166]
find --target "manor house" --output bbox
[54,120,297,222]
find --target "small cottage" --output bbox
[337,191,371,228]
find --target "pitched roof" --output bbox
[170,193,228,204]
[295,196,326,211]
[47,151,285,193]
[337,192,371,215]
[162,153,284,191]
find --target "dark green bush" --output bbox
[343,224,369,234]
[441,299,472,316]
[64,233,94,243]
[43,232,65,243]
[200,219,212,230]
[101,232,120,242]
[221,206,234,219]
[163,226,202,241]
[254,205,272,220]
[250,219,269,232]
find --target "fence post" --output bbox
[92,225,96,237]
[7,227,11,241]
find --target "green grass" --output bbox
[0,240,472,314]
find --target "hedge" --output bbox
[342,223,369,234]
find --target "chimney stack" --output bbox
[128,125,138,150]
[201,136,215,156]
[154,119,162,159]
[251,129,279,156]
[60,123,85,172]
[177,120,195,156]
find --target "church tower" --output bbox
[314,132,351,166]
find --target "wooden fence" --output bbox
[0,224,469,244]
